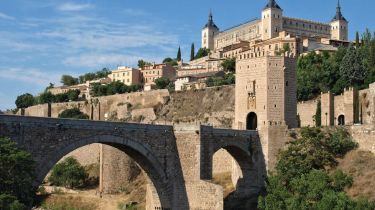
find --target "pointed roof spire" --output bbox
[264,0,282,10]
[332,0,347,22]
[203,10,219,30]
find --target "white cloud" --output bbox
[57,3,93,12]
[0,12,15,20]
[0,68,60,86]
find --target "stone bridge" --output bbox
[0,115,268,210]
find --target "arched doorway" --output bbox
[338,115,345,125]
[246,112,257,130]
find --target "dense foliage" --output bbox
[162,57,178,66]
[221,58,236,73]
[48,157,88,189]
[58,108,89,120]
[137,59,151,69]
[297,30,375,101]
[258,127,375,210]
[90,81,142,97]
[60,68,111,86]
[15,93,35,109]
[194,48,210,60]
[0,137,35,210]
[206,73,235,87]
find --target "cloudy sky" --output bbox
[0,0,374,110]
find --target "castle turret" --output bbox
[261,0,283,40]
[201,11,219,51]
[330,0,348,41]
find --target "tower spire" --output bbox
[332,0,347,22]
[264,0,282,10]
[203,9,219,30]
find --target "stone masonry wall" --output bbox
[350,125,375,154]
[297,100,318,127]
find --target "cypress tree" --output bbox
[190,43,195,61]
[355,31,360,47]
[177,46,182,61]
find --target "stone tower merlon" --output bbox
[202,10,220,51]
[330,0,348,41]
[261,0,283,40]
[235,53,297,131]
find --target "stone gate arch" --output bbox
[338,114,345,125]
[246,112,258,130]
[37,135,172,209]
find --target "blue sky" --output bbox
[0,0,374,110]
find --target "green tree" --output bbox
[315,100,321,127]
[15,93,35,109]
[190,43,195,61]
[162,57,178,66]
[355,31,360,47]
[137,60,151,69]
[155,77,170,89]
[58,108,89,119]
[45,83,54,90]
[221,58,236,73]
[195,48,210,59]
[48,157,88,189]
[177,46,182,61]
[257,128,374,210]
[340,44,367,88]
[66,89,80,101]
[0,137,35,209]
[38,91,55,104]
[60,75,78,86]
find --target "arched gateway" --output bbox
[0,115,266,209]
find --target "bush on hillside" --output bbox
[58,108,89,120]
[48,157,88,189]
[258,127,374,210]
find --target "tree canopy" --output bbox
[138,59,151,69]
[48,157,88,189]
[162,57,178,66]
[90,81,142,97]
[221,58,236,73]
[58,108,89,120]
[15,93,35,109]
[195,48,210,60]
[258,127,374,210]
[297,29,375,101]
[0,137,35,210]
[60,75,79,86]
[154,77,171,89]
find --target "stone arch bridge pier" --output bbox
[0,115,289,209]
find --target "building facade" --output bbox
[141,63,176,88]
[109,66,141,86]
[200,0,348,56]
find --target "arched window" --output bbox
[338,115,345,125]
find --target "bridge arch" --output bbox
[211,139,263,209]
[37,134,171,209]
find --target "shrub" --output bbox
[58,108,89,120]
[48,157,88,189]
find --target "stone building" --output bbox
[109,66,141,86]
[140,63,176,90]
[234,53,297,130]
[202,0,348,52]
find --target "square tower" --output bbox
[330,0,348,41]
[261,0,283,40]
[235,54,297,130]
[201,11,219,51]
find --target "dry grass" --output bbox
[41,194,98,210]
[337,149,375,202]
[212,172,235,198]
